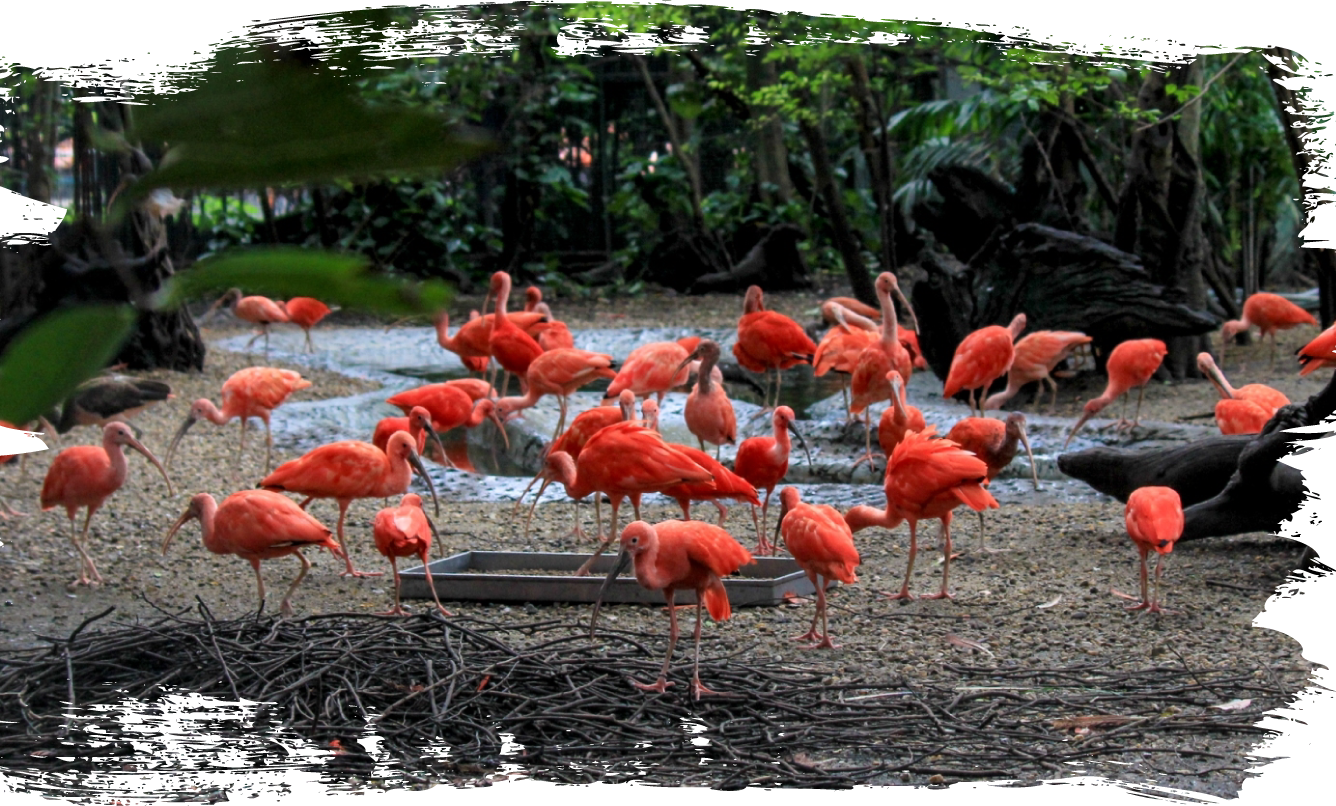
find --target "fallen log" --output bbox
[689,223,811,294]
[1058,371,1336,542]
[1056,435,1250,507]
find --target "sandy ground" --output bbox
[0,288,1324,795]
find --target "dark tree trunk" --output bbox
[912,164,1017,265]
[258,188,278,243]
[1014,109,1087,232]
[310,186,334,248]
[798,110,875,306]
[847,55,897,274]
[0,101,207,372]
[20,77,56,204]
[1113,61,1212,377]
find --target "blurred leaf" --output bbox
[0,305,137,425]
[155,247,453,315]
[120,53,494,207]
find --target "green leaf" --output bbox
[0,305,138,425]
[119,51,494,208]
[154,247,453,315]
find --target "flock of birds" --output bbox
[1,278,1329,698]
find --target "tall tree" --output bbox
[1114,60,1213,377]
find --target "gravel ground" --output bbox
[0,290,1323,797]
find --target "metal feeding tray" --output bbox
[398,551,817,607]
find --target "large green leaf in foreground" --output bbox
[0,305,138,426]
[119,54,492,205]
[155,248,453,315]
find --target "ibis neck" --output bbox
[697,353,718,396]
[102,438,131,487]
[495,275,513,320]
[465,401,490,428]
[878,286,900,349]
[198,497,222,554]
[434,313,456,350]
[203,400,233,425]
[631,544,662,589]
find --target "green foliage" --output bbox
[0,306,137,425]
[112,48,494,212]
[156,248,453,315]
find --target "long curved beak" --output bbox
[407,449,440,517]
[162,510,193,555]
[673,344,705,380]
[774,498,788,551]
[523,478,554,541]
[512,468,544,516]
[383,316,414,333]
[892,284,920,334]
[590,546,632,638]
[486,407,511,450]
[165,414,199,469]
[1064,412,1093,450]
[787,422,813,467]
[203,289,237,322]
[126,435,174,497]
[1018,422,1039,491]
[422,423,449,468]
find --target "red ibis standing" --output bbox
[41,422,174,587]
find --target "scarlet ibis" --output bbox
[983,330,1092,410]
[530,302,574,350]
[877,370,925,461]
[733,285,817,411]
[163,490,341,617]
[443,378,496,402]
[639,398,759,525]
[384,384,509,452]
[775,487,860,649]
[850,273,915,465]
[1196,353,1288,435]
[590,519,754,699]
[487,271,544,397]
[814,302,879,420]
[541,421,714,575]
[675,339,737,456]
[259,431,439,578]
[946,412,1038,553]
[943,314,1027,417]
[496,347,618,441]
[1296,322,1336,376]
[515,390,638,541]
[167,367,311,473]
[1065,338,1168,447]
[605,339,694,405]
[1123,486,1184,614]
[372,494,453,617]
[282,297,334,353]
[41,422,173,587]
[733,406,811,556]
[371,406,447,466]
[208,288,290,359]
[433,309,549,374]
[1221,292,1316,367]
[845,427,997,601]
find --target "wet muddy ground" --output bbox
[0,288,1325,797]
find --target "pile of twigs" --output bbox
[0,600,1293,790]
